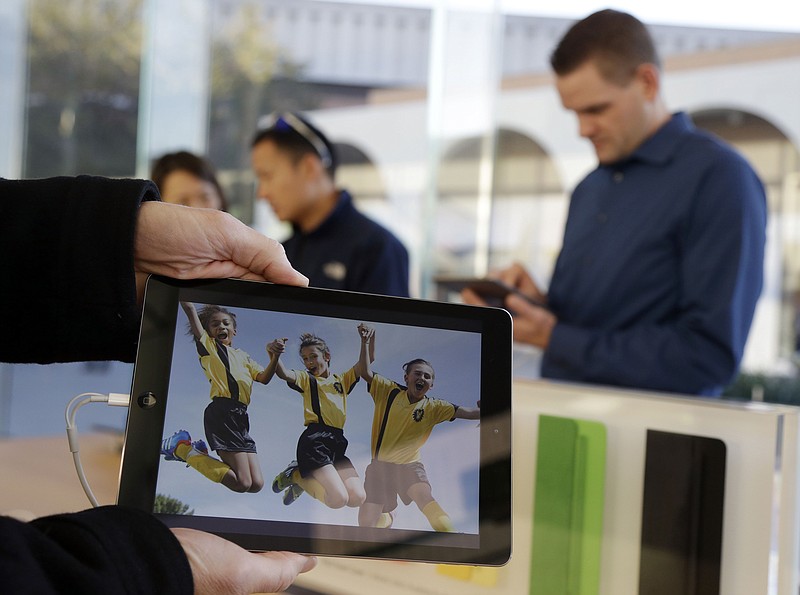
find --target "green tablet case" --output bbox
[529,415,607,595]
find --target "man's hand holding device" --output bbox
[454,263,558,349]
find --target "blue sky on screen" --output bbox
[155,303,481,534]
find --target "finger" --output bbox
[247,552,318,593]
[493,263,542,300]
[230,224,309,287]
[461,288,487,306]
[505,292,540,316]
[506,293,556,348]
[493,262,526,287]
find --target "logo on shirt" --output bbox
[334,382,343,394]
[323,261,347,281]
[413,408,425,422]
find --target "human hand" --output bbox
[134,202,308,303]
[172,527,317,595]
[460,263,546,308]
[357,323,374,343]
[267,338,288,355]
[493,262,546,303]
[506,292,557,349]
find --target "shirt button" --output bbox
[613,171,624,183]
[596,212,608,224]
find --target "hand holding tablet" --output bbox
[437,275,548,310]
[118,276,512,565]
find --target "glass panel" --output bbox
[1,0,799,423]
[137,0,211,177]
[0,0,27,178]
[24,0,144,178]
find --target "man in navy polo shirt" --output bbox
[251,111,409,298]
[465,10,766,396]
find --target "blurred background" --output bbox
[1,0,799,437]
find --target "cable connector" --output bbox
[64,392,130,507]
[106,392,131,408]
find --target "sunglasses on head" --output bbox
[257,112,333,168]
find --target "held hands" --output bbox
[133,201,308,303]
[461,262,556,349]
[172,528,316,595]
[357,323,374,343]
[267,338,288,356]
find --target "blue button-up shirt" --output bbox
[543,112,767,395]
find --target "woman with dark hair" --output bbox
[150,150,229,211]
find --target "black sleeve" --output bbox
[0,176,160,364]
[0,506,193,594]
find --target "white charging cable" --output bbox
[64,392,130,507]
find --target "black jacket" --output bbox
[0,176,193,594]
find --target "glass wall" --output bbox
[2,0,799,436]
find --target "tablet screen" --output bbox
[118,276,511,565]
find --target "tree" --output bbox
[25,0,143,177]
[208,1,314,171]
[153,493,194,515]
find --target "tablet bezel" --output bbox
[118,275,512,565]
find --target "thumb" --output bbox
[245,552,318,593]
[230,225,308,287]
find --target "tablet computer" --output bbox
[435,275,548,309]
[118,275,512,565]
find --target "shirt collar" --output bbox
[292,190,354,237]
[620,111,693,167]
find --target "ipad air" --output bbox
[118,276,512,565]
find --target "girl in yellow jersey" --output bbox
[160,302,276,493]
[267,329,367,509]
[355,324,480,531]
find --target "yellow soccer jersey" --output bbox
[288,367,360,429]
[368,373,456,464]
[195,331,265,406]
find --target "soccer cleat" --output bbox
[161,429,191,462]
[271,461,299,493]
[191,439,209,456]
[282,484,304,505]
[183,439,209,467]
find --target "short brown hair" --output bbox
[550,9,660,85]
[299,333,330,359]
[403,358,435,379]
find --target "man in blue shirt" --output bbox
[251,112,410,297]
[466,10,766,396]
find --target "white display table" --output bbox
[2,379,797,594]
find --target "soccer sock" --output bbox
[293,470,328,504]
[177,443,231,484]
[422,500,455,532]
[375,512,394,528]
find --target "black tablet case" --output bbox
[638,429,726,595]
